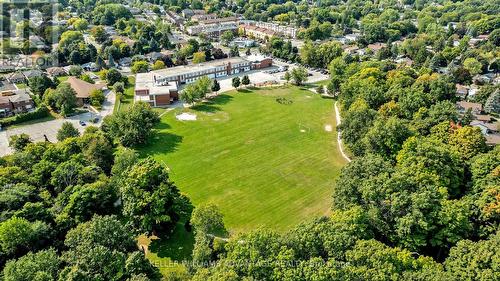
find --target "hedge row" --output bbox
[0,106,50,127]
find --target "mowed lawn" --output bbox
[140,85,346,233]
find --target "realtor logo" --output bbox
[0,0,58,68]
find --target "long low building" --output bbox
[186,17,239,37]
[134,56,272,107]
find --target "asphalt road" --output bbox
[0,90,115,156]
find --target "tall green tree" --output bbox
[121,158,192,234]
[57,122,80,141]
[102,102,160,147]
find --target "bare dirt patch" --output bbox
[176,113,197,121]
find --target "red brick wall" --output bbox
[260,58,273,68]
[170,90,179,100]
[135,89,149,96]
[155,94,171,106]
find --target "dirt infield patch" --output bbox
[176,113,197,121]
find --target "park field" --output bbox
[139,85,346,233]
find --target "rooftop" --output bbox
[135,72,177,95]
[151,57,249,78]
[65,77,106,98]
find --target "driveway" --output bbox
[0,90,116,156]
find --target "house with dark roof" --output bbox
[21,69,44,80]
[6,72,26,84]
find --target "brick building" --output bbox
[135,56,272,107]
[0,89,35,117]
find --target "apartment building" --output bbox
[192,13,217,22]
[186,17,239,37]
[254,22,298,38]
[240,24,277,41]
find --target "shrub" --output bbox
[0,106,50,127]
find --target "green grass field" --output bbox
[139,85,346,233]
[114,76,136,113]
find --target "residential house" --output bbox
[65,77,106,106]
[182,9,205,19]
[0,89,35,117]
[470,120,500,145]
[112,35,136,48]
[469,35,489,46]
[473,73,496,84]
[145,52,167,63]
[395,57,413,67]
[46,67,67,77]
[6,72,26,84]
[367,43,387,52]
[467,85,480,99]
[181,9,195,18]
[20,69,44,82]
[29,35,47,49]
[82,62,100,72]
[165,11,184,26]
[118,57,132,67]
[344,33,361,42]
[456,101,482,114]
[343,45,360,55]
[455,84,468,99]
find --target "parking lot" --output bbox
[202,60,329,93]
[0,90,115,156]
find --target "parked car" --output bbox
[79,120,86,126]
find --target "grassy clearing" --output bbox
[137,221,193,278]
[114,76,135,113]
[57,76,69,82]
[15,83,27,89]
[139,85,346,233]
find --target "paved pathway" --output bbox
[334,101,351,163]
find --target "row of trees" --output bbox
[1,101,196,279]
[180,75,252,104]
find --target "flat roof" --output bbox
[245,54,270,62]
[135,72,177,95]
[150,57,249,78]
